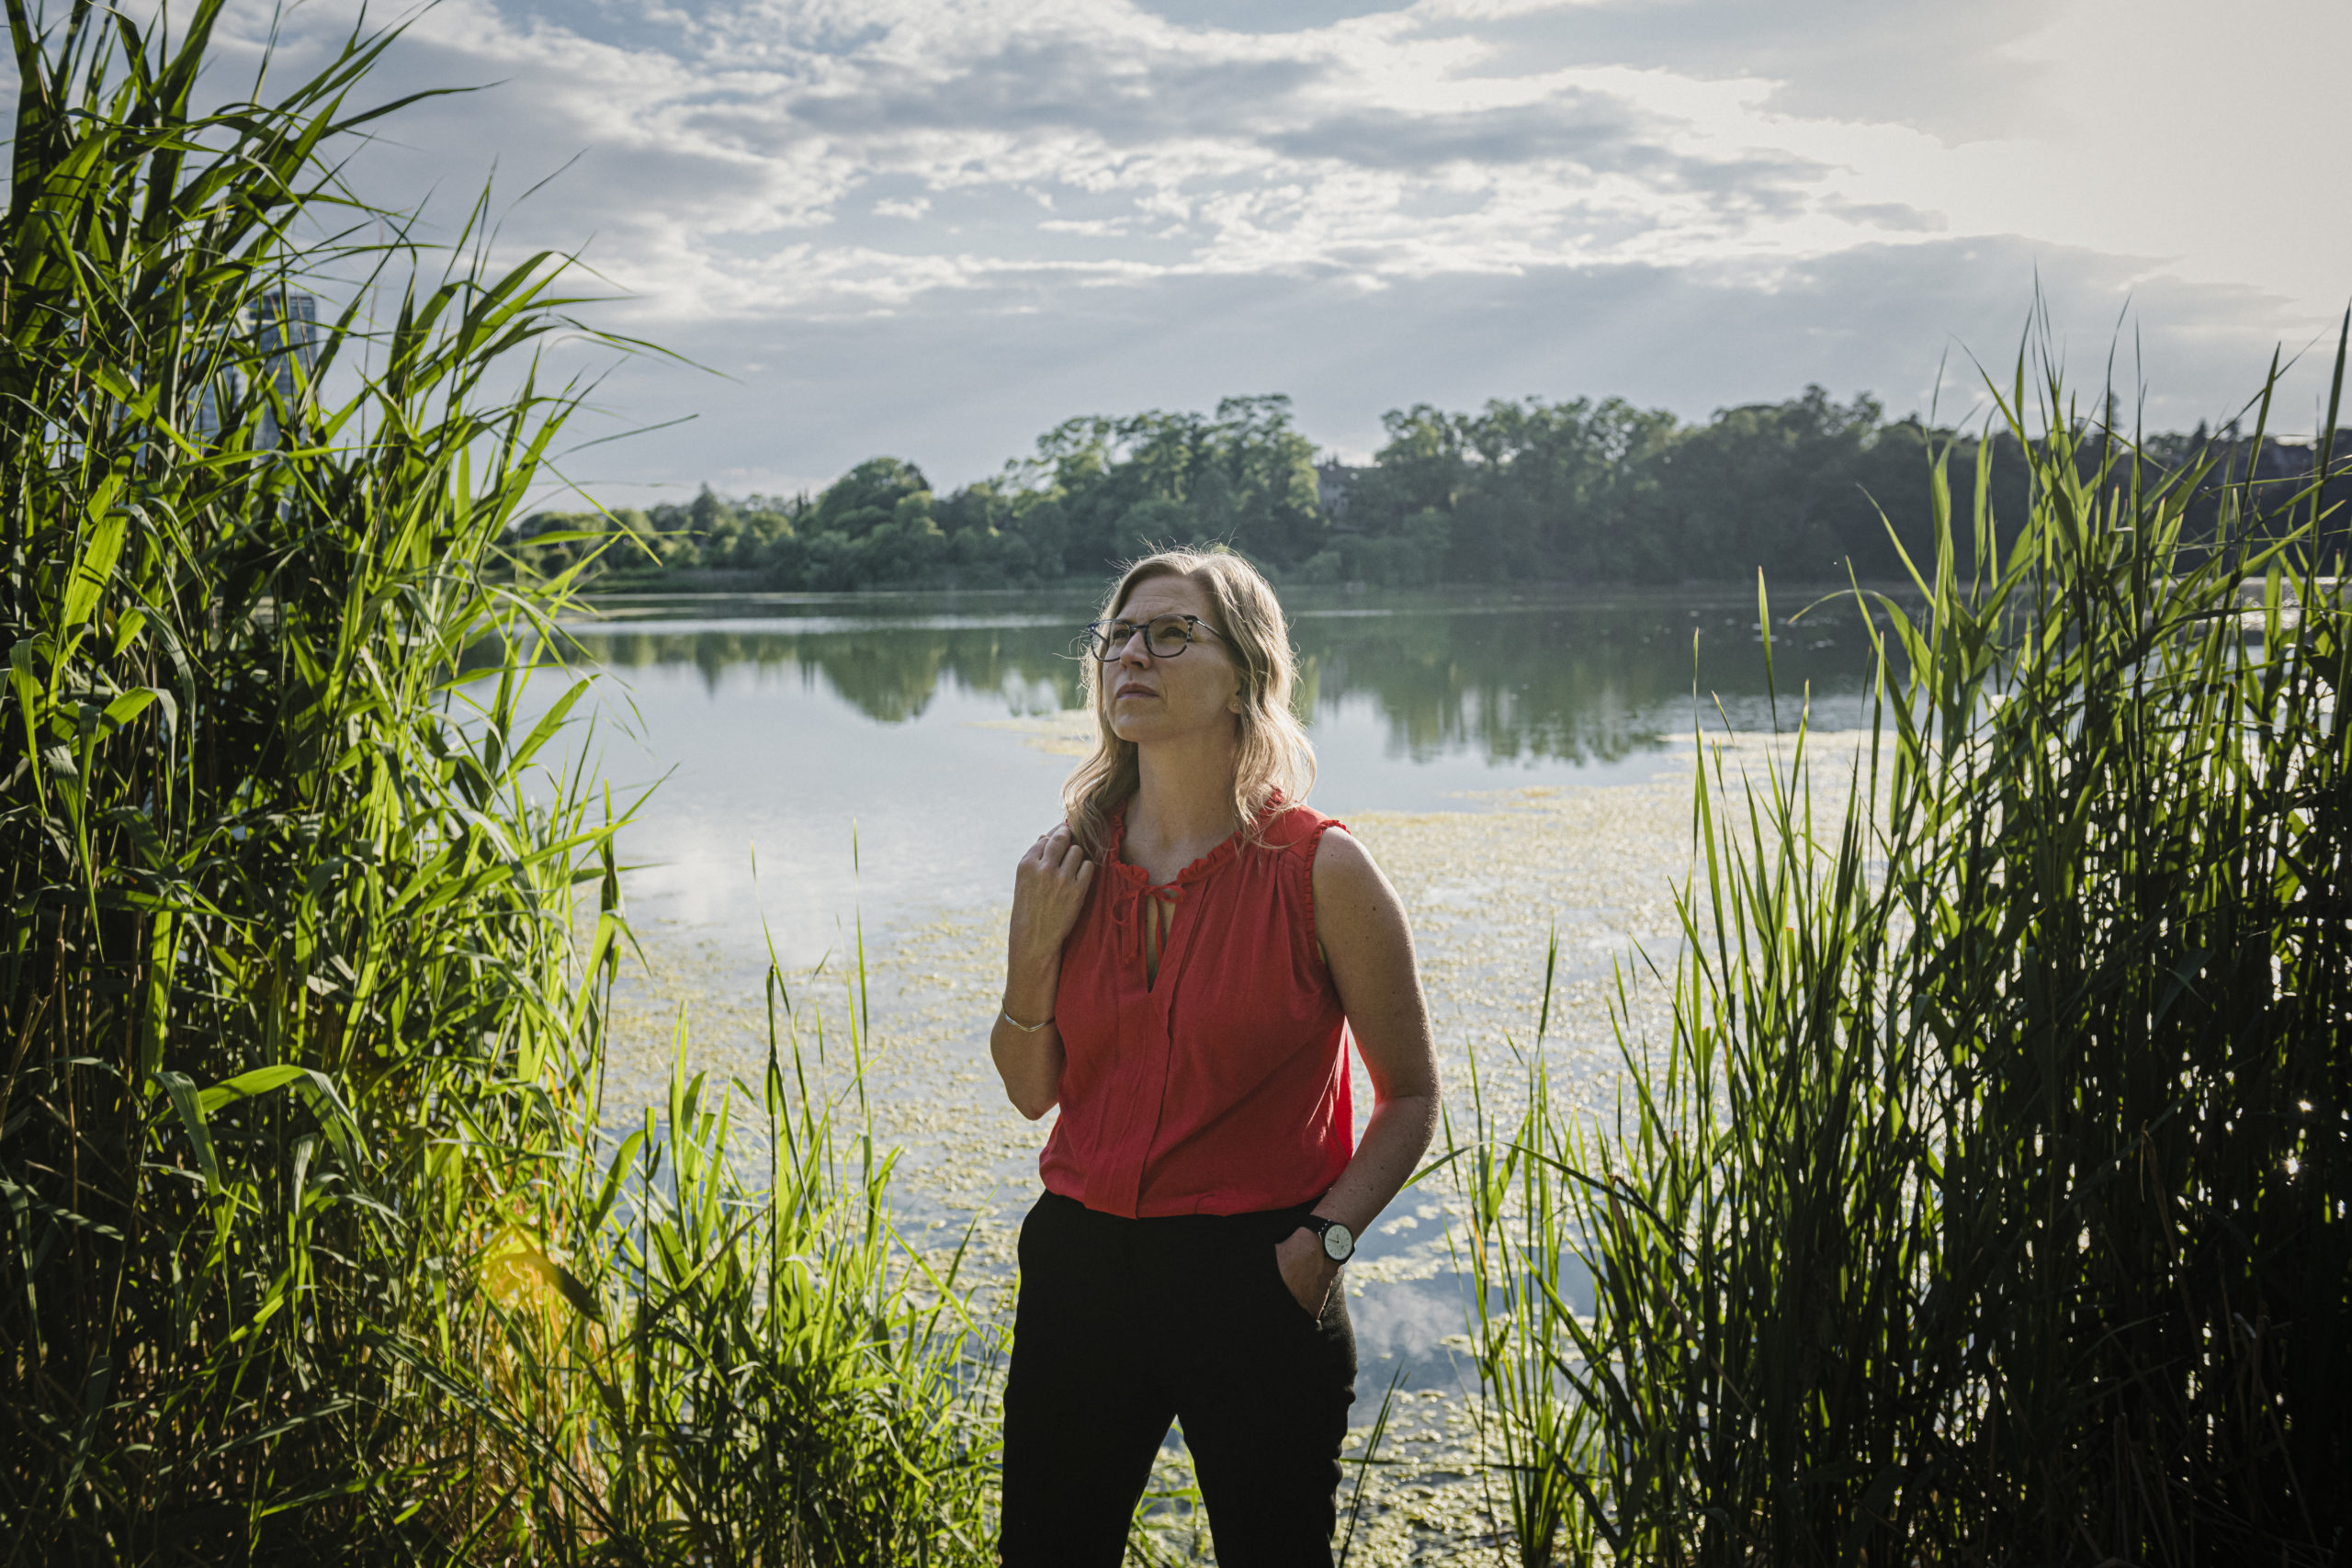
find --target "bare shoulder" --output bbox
[1311,824,1403,919]
[1310,822,1380,885]
[1309,825,1420,987]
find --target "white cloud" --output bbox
[120,0,2347,499]
[544,238,2336,503]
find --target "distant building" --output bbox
[192,288,321,447]
[1316,458,1369,522]
[252,288,320,449]
[193,358,224,446]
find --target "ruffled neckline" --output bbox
[1102,792,1284,894]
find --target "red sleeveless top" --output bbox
[1040,799,1353,1218]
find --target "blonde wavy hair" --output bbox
[1063,547,1316,857]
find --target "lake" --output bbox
[559,581,1889,970]
[549,579,1895,1469]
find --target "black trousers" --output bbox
[1001,1190,1358,1567]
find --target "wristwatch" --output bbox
[1300,1214,1356,1264]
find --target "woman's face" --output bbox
[1102,572,1243,751]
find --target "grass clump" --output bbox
[1466,330,2349,1565]
[416,972,1001,1565]
[0,4,992,1562]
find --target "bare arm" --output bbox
[1275,826,1442,1315]
[990,822,1095,1120]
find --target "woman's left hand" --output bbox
[1274,1227,1340,1320]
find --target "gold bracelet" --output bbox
[1000,1010,1054,1033]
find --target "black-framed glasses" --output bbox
[1078,613,1227,661]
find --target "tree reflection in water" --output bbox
[563,585,1896,764]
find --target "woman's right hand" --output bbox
[1009,822,1095,971]
[995,824,1092,1120]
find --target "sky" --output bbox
[191,0,2352,503]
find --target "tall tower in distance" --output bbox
[189,288,321,448]
[252,288,319,449]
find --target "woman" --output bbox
[989,547,1441,1567]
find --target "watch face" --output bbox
[1320,1222,1354,1261]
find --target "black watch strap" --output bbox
[1302,1214,1356,1263]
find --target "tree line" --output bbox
[511,388,2348,591]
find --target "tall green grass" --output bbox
[1453,938,1599,1568]
[1,6,992,1562]
[403,958,1001,1565]
[1465,332,2349,1564]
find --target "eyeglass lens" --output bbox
[1091,615,1195,659]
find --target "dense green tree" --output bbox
[810,457,930,536]
[508,386,2338,593]
[1002,394,1320,573]
[1637,388,1888,579]
[1338,387,2009,586]
[1116,496,1200,558]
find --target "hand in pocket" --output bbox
[1272,1227,1333,1320]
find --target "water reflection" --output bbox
[582,615,1076,723]
[564,586,1891,764]
[1294,596,1870,766]
[547,585,1900,974]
